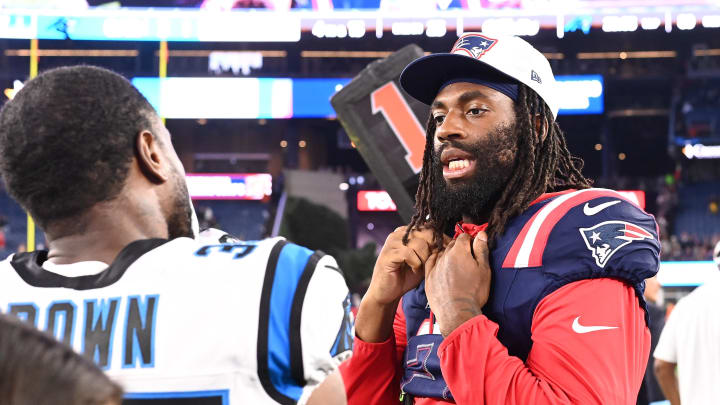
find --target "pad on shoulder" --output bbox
[502,188,659,279]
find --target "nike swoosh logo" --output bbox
[583,200,621,216]
[572,316,618,334]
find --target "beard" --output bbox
[166,169,195,240]
[429,121,518,228]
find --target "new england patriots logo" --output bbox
[452,33,498,59]
[579,221,654,268]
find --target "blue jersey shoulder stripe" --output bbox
[289,250,325,385]
[256,240,315,405]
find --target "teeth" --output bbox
[448,159,470,171]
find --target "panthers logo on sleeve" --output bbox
[580,221,654,268]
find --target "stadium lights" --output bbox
[682,144,720,159]
[300,50,394,58]
[347,20,366,38]
[4,4,720,42]
[165,50,286,58]
[131,75,603,119]
[555,77,603,112]
[640,17,662,30]
[391,21,424,36]
[601,15,639,32]
[702,15,720,28]
[4,49,138,57]
[577,51,676,59]
[482,18,540,37]
[694,49,720,57]
[5,49,287,58]
[676,13,697,30]
[312,20,348,38]
[563,15,592,35]
[186,173,272,200]
[425,19,447,37]
[208,51,263,76]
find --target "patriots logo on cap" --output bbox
[579,221,654,268]
[452,33,498,59]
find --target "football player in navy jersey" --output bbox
[341,33,660,404]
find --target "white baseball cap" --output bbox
[399,32,559,118]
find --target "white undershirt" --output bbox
[42,260,108,277]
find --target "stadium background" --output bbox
[0,0,719,306]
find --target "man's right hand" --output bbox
[355,226,437,343]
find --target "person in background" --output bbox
[0,313,124,405]
[653,240,720,405]
[637,276,666,405]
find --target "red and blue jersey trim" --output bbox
[502,189,643,269]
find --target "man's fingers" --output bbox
[406,237,431,264]
[402,248,423,272]
[445,238,457,252]
[424,252,438,277]
[384,229,404,246]
[453,233,473,255]
[407,227,437,247]
[472,231,490,265]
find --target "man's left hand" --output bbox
[425,231,492,337]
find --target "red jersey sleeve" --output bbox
[437,278,650,405]
[340,300,408,405]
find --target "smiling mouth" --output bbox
[443,158,476,180]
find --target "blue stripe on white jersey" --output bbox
[268,242,314,401]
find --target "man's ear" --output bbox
[136,131,169,184]
[534,114,549,143]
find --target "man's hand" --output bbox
[355,226,437,343]
[425,231,492,337]
[366,226,436,305]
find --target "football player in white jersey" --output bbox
[0,66,350,405]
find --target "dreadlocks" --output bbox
[404,83,592,249]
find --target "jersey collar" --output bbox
[10,238,169,290]
[453,189,577,239]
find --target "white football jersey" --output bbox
[0,234,352,405]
